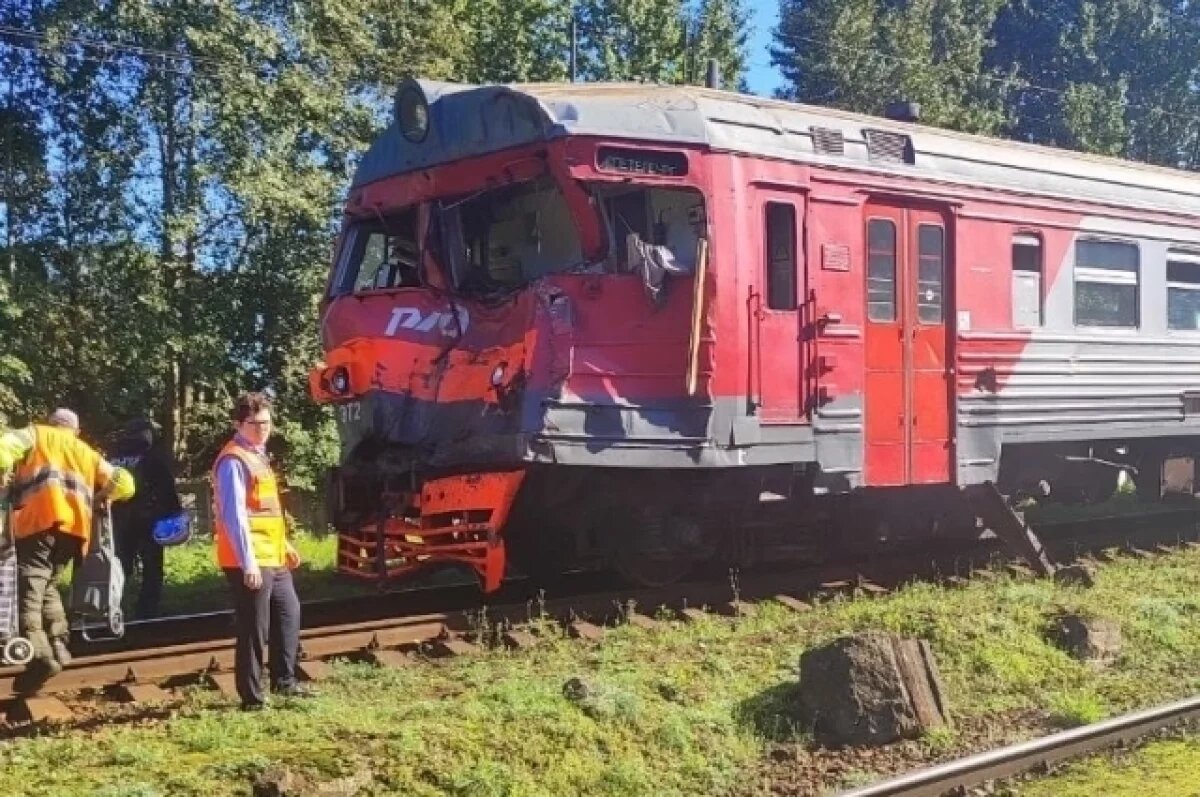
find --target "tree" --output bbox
[772,0,1010,134]
[688,0,751,90]
[463,0,572,83]
[988,0,1200,165]
[577,0,689,82]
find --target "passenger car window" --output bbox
[1168,250,1200,331]
[765,202,798,311]
[1074,240,1139,328]
[867,219,897,322]
[916,224,944,324]
[1012,233,1043,329]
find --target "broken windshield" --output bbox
[331,207,420,295]
[436,176,584,295]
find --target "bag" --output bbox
[0,483,33,664]
[70,500,126,641]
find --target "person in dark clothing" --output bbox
[109,418,182,619]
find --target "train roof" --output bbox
[352,79,1200,218]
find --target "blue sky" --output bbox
[744,0,783,97]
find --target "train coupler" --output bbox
[336,470,526,592]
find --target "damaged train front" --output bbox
[308,145,600,593]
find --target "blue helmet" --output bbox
[152,511,192,547]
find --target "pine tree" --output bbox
[688,0,751,90]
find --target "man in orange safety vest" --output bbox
[212,392,311,710]
[0,409,135,679]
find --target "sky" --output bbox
[743,0,784,97]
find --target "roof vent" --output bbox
[810,126,845,156]
[884,100,921,123]
[863,128,915,164]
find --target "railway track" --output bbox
[2,504,1198,728]
[838,696,1200,796]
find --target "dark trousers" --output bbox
[116,519,163,619]
[16,530,82,661]
[223,566,301,706]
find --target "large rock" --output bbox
[798,633,951,747]
[1053,563,1097,589]
[1050,614,1122,665]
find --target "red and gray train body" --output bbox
[310,79,1200,592]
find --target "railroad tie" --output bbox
[113,683,171,705]
[8,695,73,724]
[501,630,538,650]
[715,600,759,618]
[773,594,813,612]
[625,612,662,630]
[296,659,332,682]
[206,671,239,699]
[432,638,479,658]
[566,620,605,641]
[364,649,411,668]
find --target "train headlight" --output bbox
[330,367,350,395]
[395,82,429,144]
[490,364,506,388]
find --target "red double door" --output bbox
[863,202,953,486]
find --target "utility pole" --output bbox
[4,57,15,283]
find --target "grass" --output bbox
[11,545,1200,795]
[73,531,375,617]
[1015,734,1200,796]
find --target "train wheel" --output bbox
[607,505,698,588]
[612,548,694,588]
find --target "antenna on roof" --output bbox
[705,59,720,90]
[569,11,578,83]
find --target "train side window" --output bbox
[1012,233,1043,328]
[765,202,798,310]
[866,218,897,322]
[1074,240,1139,328]
[917,224,944,323]
[1167,250,1200,331]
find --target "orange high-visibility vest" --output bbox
[211,439,287,569]
[10,424,113,548]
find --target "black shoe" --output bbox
[32,655,62,678]
[273,682,315,699]
[240,701,266,712]
[14,657,60,695]
[51,639,72,668]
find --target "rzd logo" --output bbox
[385,306,470,338]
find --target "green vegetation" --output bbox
[7,546,1200,795]
[149,531,367,616]
[1016,734,1200,796]
[56,531,368,617]
[0,0,752,475]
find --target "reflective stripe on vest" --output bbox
[212,441,286,569]
[12,465,95,508]
[10,425,105,545]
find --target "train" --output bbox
[309,78,1200,593]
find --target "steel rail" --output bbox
[0,613,453,702]
[837,695,1200,797]
[1,505,1196,722]
[57,504,1200,655]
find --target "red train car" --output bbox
[311,79,1200,591]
